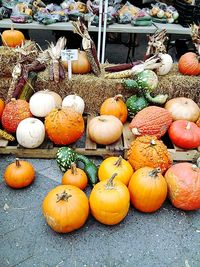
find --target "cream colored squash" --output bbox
[16,118,45,148]
[29,91,56,117]
[88,115,123,145]
[62,94,85,114]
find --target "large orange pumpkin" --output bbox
[127,135,172,173]
[62,162,88,190]
[128,167,167,212]
[62,50,91,74]
[45,107,84,145]
[4,158,35,189]
[178,52,200,76]
[1,27,25,48]
[42,185,89,233]
[89,174,130,225]
[1,98,32,133]
[129,106,172,139]
[0,98,5,119]
[100,94,128,123]
[165,162,200,210]
[98,156,133,185]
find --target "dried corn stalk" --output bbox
[190,24,200,55]
[6,63,22,103]
[48,37,67,83]
[0,129,15,141]
[146,29,168,58]
[72,19,101,76]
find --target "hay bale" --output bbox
[0,64,199,113]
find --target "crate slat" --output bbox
[85,115,97,150]
[123,123,135,149]
[106,136,123,151]
[0,138,8,148]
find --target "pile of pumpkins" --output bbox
[2,91,200,234]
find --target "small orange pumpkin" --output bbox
[89,174,130,225]
[127,135,172,173]
[128,167,167,213]
[45,107,84,145]
[62,162,88,190]
[178,52,200,76]
[100,94,128,123]
[42,185,89,233]
[98,156,133,185]
[62,50,91,74]
[4,158,35,189]
[1,26,25,48]
[0,98,5,119]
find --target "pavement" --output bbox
[0,155,200,267]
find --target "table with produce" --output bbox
[0,1,200,235]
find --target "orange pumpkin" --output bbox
[128,167,167,212]
[42,185,89,233]
[89,174,130,225]
[129,106,172,139]
[98,156,133,185]
[165,162,200,210]
[4,158,35,189]
[127,135,172,173]
[178,52,200,76]
[62,50,91,74]
[100,94,128,123]
[45,107,84,145]
[1,27,25,48]
[0,98,5,119]
[1,98,32,133]
[62,162,88,190]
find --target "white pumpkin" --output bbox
[43,90,62,108]
[156,53,173,76]
[29,91,56,117]
[16,118,45,148]
[62,94,85,114]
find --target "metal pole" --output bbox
[97,0,103,61]
[101,0,108,64]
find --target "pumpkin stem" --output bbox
[56,190,72,202]
[11,98,16,102]
[150,139,156,146]
[186,122,191,130]
[15,158,21,167]
[114,94,123,101]
[11,25,14,31]
[71,162,78,175]
[114,156,123,167]
[149,168,161,177]
[105,173,118,189]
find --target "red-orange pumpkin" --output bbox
[45,107,84,145]
[168,120,200,149]
[178,52,200,76]
[100,94,128,123]
[165,162,200,210]
[1,99,32,133]
[0,98,5,119]
[129,106,172,139]
[1,27,25,48]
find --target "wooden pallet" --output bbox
[0,116,199,161]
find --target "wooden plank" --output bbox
[123,122,135,149]
[85,115,97,150]
[168,149,200,161]
[106,137,123,151]
[0,139,9,148]
[172,142,185,152]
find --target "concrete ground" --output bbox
[1,29,199,267]
[0,155,200,267]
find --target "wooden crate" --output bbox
[0,116,199,161]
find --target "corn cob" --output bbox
[105,69,133,79]
[105,61,142,73]
[0,129,15,141]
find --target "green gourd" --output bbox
[126,95,149,116]
[56,147,98,186]
[123,70,168,105]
